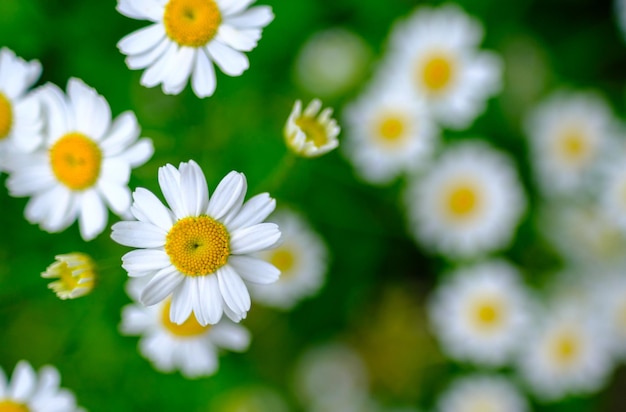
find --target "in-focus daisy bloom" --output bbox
[428,260,531,366]
[517,303,613,400]
[385,4,502,129]
[405,141,526,258]
[342,77,438,185]
[116,0,274,98]
[121,278,250,378]
[0,48,43,170]
[111,160,282,326]
[248,209,328,310]
[7,77,154,241]
[41,253,96,300]
[525,90,617,195]
[437,374,528,412]
[0,360,84,411]
[284,99,340,158]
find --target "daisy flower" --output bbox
[248,209,328,310]
[0,360,84,412]
[6,77,154,241]
[284,99,340,158]
[525,90,617,196]
[111,160,282,326]
[342,75,438,185]
[437,374,528,412]
[516,302,613,400]
[428,259,531,366]
[41,253,96,300]
[384,4,502,129]
[116,0,274,98]
[0,47,43,170]
[120,278,250,378]
[405,141,526,258]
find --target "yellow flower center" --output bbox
[295,116,329,148]
[0,400,29,412]
[558,129,590,165]
[551,331,581,366]
[164,0,222,47]
[471,298,504,331]
[377,116,405,143]
[269,247,296,275]
[0,93,13,140]
[161,298,211,336]
[446,184,479,218]
[49,132,102,191]
[421,55,454,92]
[165,215,230,276]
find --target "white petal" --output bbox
[111,220,167,248]
[40,187,76,233]
[210,323,251,351]
[230,222,281,254]
[162,46,195,95]
[131,187,173,230]
[217,265,251,316]
[122,249,171,275]
[140,266,183,306]
[37,83,70,139]
[179,342,218,378]
[126,36,169,70]
[195,275,223,325]
[68,78,111,141]
[207,171,246,220]
[116,0,165,22]
[179,160,209,216]
[100,111,140,155]
[170,277,194,324]
[219,0,255,16]
[140,41,177,88]
[158,163,186,219]
[216,25,260,52]
[98,180,131,216]
[78,190,108,241]
[224,6,274,28]
[117,23,165,55]
[121,138,154,167]
[191,50,216,98]
[228,255,279,284]
[9,361,35,401]
[224,192,275,231]
[206,40,249,76]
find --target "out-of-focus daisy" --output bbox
[600,151,626,233]
[294,28,371,99]
[7,77,154,241]
[342,77,438,185]
[111,160,281,326]
[593,274,626,360]
[385,4,502,129]
[0,47,43,169]
[116,0,274,98]
[405,141,526,258]
[517,303,613,400]
[120,278,250,378]
[428,259,531,366]
[0,360,84,412]
[284,99,340,158]
[41,253,96,300]
[248,209,328,310]
[525,90,617,196]
[437,374,528,412]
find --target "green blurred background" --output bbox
[1,0,626,410]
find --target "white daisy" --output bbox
[111,160,282,326]
[592,274,626,360]
[6,77,154,241]
[284,99,340,158]
[0,360,84,412]
[384,4,502,129]
[116,0,274,98]
[120,278,250,378]
[516,302,613,400]
[41,252,96,300]
[0,47,43,170]
[437,374,528,412]
[405,141,526,258]
[428,259,531,367]
[525,90,617,196]
[248,209,328,310]
[342,75,438,185]
[294,28,371,99]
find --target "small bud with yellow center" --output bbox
[41,253,96,299]
[284,99,340,158]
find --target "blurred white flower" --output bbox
[384,4,502,129]
[294,28,371,98]
[525,90,617,196]
[405,141,526,258]
[0,47,43,171]
[0,360,84,412]
[111,160,282,326]
[342,75,438,185]
[120,278,250,378]
[284,99,340,158]
[116,0,274,98]
[428,259,532,366]
[7,78,154,241]
[592,274,626,361]
[41,252,96,300]
[437,374,528,412]
[249,209,328,310]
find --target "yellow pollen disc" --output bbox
[472,299,503,330]
[552,332,580,365]
[161,299,210,337]
[295,116,329,147]
[0,93,12,140]
[165,215,230,276]
[421,55,453,92]
[270,247,296,275]
[447,184,479,218]
[164,0,222,47]
[0,400,30,412]
[558,129,589,164]
[49,132,102,191]
[377,116,405,143]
